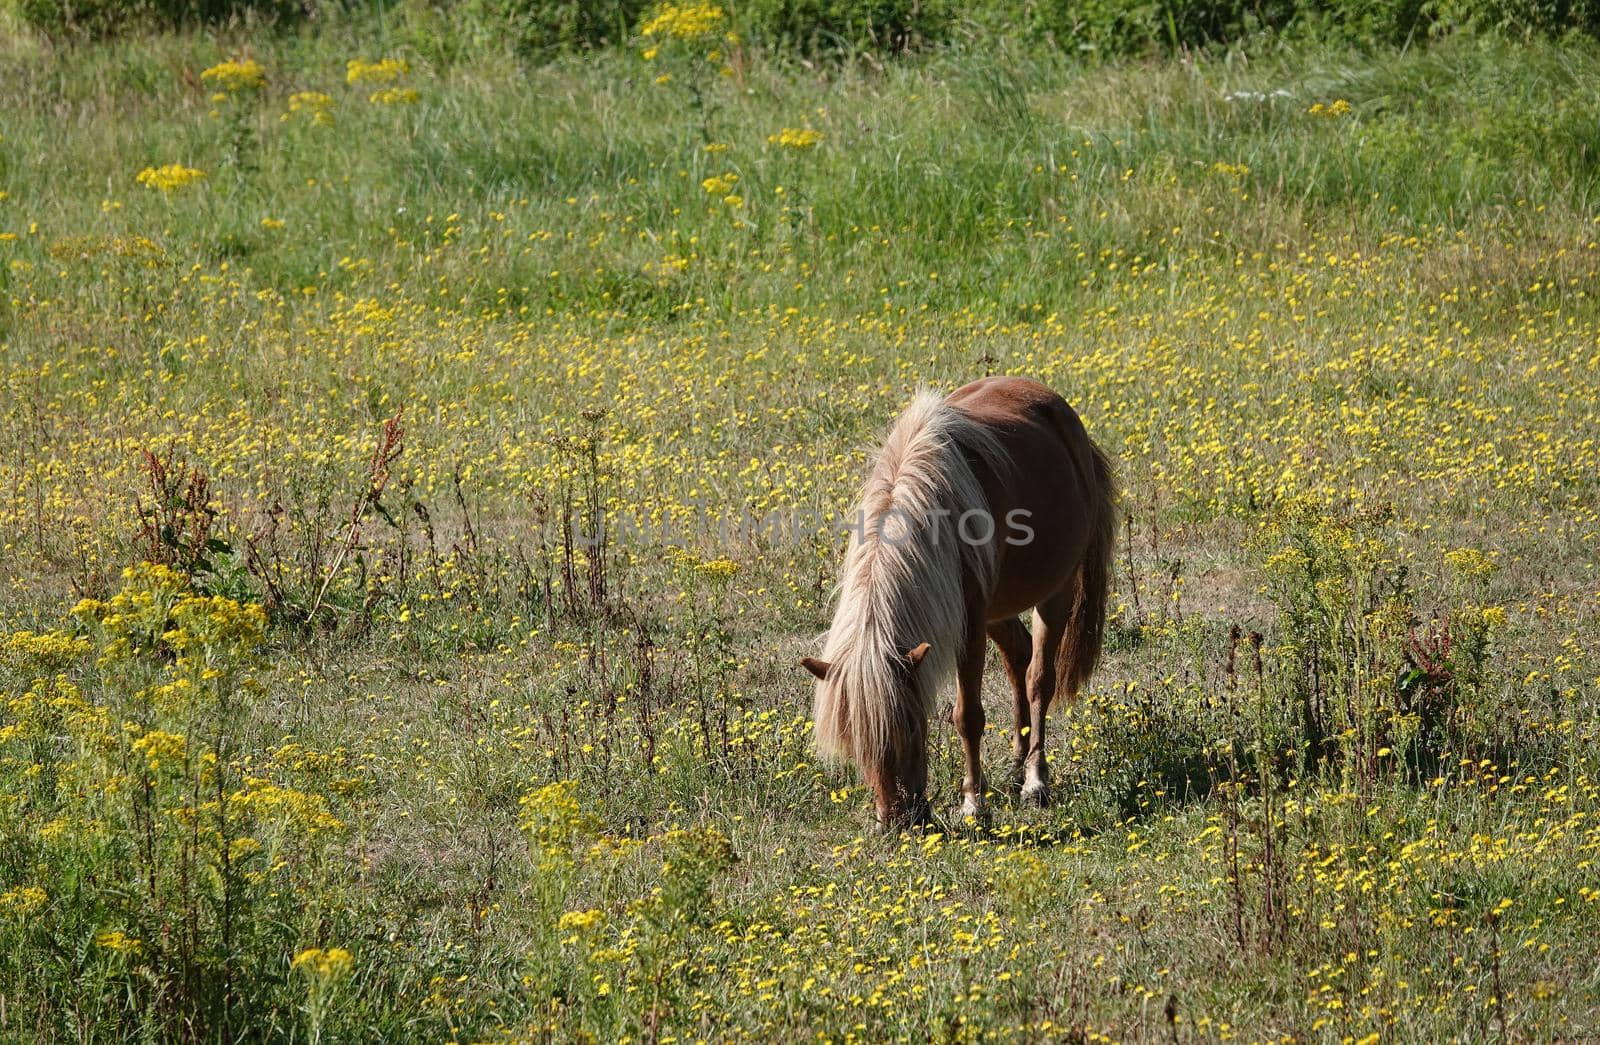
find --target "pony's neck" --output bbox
[826,414,989,688]
[836,531,962,666]
[812,392,1004,766]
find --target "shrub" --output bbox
[734,0,956,52]
[16,0,1600,49]
[398,0,648,62]
[0,566,353,1037]
[11,0,310,37]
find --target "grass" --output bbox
[3,9,1600,1040]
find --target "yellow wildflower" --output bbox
[0,886,48,917]
[639,2,725,40]
[292,946,355,977]
[284,91,334,125]
[519,780,597,857]
[2,629,90,668]
[346,57,408,84]
[130,729,187,772]
[1444,547,1497,578]
[697,556,740,576]
[558,908,604,932]
[767,127,822,150]
[135,165,206,193]
[368,88,420,106]
[199,58,266,93]
[96,930,141,954]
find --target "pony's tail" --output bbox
[1060,436,1117,695]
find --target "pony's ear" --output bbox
[801,657,833,681]
[905,643,932,669]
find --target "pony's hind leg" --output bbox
[987,618,1032,791]
[1021,593,1073,807]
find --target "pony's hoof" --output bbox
[877,797,935,833]
[1020,781,1051,808]
[952,795,989,827]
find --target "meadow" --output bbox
[3,5,1600,1040]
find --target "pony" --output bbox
[802,376,1117,828]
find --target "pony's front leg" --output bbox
[951,628,989,822]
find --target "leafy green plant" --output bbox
[0,565,352,1037]
[397,0,647,63]
[13,0,310,37]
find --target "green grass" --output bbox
[3,12,1600,1041]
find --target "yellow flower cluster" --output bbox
[1309,98,1353,117]
[95,930,142,955]
[695,556,739,578]
[639,2,725,40]
[2,629,90,669]
[767,127,822,149]
[168,593,269,658]
[1444,546,1498,578]
[345,57,408,84]
[558,907,605,935]
[200,58,266,93]
[292,946,355,977]
[368,87,420,106]
[231,777,345,833]
[129,728,187,772]
[0,885,48,917]
[284,90,334,125]
[69,565,266,675]
[519,780,598,858]
[134,164,206,192]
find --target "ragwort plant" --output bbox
[638,2,739,147]
[1257,497,1504,787]
[0,565,354,1038]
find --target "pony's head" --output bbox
[803,641,935,828]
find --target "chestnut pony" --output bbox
[802,376,1116,828]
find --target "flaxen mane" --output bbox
[813,391,1008,769]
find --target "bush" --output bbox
[399,0,648,62]
[735,0,956,52]
[11,0,309,37]
[17,0,1600,50]
[959,0,1269,55]
[399,0,952,60]
[964,0,1600,54]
